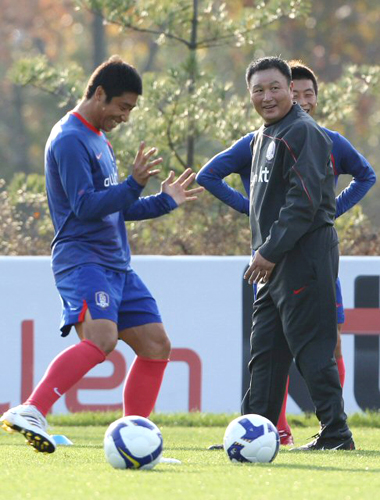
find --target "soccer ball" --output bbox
[104,415,163,470]
[223,414,280,463]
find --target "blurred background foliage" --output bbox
[0,0,379,256]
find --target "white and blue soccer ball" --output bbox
[104,415,163,470]
[223,414,280,463]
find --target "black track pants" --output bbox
[242,225,351,439]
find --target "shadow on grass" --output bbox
[0,442,31,447]
[269,462,380,473]
[147,460,380,475]
[284,449,380,458]
[67,444,210,453]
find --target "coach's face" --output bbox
[248,68,293,125]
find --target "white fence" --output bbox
[1,256,380,415]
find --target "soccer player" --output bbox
[197,61,375,447]
[0,56,203,453]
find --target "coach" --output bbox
[242,56,354,451]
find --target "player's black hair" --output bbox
[288,60,319,96]
[84,55,143,102]
[245,56,292,86]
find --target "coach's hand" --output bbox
[161,168,204,206]
[132,142,162,186]
[244,251,275,285]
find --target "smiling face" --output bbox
[292,78,318,116]
[94,87,139,132]
[248,68,293,125]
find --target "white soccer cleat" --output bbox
[0,405,56,453]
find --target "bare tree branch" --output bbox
[157,96,187,169]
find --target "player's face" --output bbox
[248,68,293,125]
[97,90,139,132]
[292,79,318,116]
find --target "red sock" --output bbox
[123,356,169,417]
[25,339,106,416]
[336,356,346,388]
[277,376,291,433]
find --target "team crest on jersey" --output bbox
[95,291,110,309]
[266,141,276,161]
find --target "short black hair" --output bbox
[288,60,318,96]
[84,55,143,102]
[245,56,292,86]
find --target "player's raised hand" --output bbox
[161,168,204,206]
[132,142,163,186]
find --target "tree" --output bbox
[10,1,310,173]
[10,1,380,177]
[273,0,380,224]
[4,0,380,256]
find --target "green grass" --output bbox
[1,415,380,500]
[47,410,380,427]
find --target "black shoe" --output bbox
[292,435,355,451]
[208,443,223,450]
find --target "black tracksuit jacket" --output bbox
[250,103,336,264]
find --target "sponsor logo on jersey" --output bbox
[95,291,110,309]
[266,141,276,161]
[96,152,103,160]
[251,165,270,184]
[104,171,118,187]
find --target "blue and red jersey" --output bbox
[196,129,376,218]
[45,112,177,276]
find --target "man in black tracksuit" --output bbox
[243,56,354,450]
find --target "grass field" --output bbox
[1,413,380,500]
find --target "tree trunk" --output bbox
[92,10,107,69]
[12,84,30,174]
[186,0,198,169]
